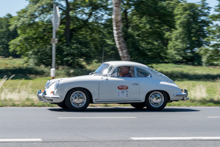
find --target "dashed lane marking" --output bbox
[58,117,136,119]
[130,137,220,140]
[0,139,42,142]
[208,116,220,118]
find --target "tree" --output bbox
[168,0,210,65]
[119,0,177,64]
[112,0,130,61]
[9,0,112,67]
[199,0,220,65]
[0,14,19,57]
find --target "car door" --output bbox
[99,66,140,101]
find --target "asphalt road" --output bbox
[0,107,220,147]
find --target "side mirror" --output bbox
[102,74,108,77]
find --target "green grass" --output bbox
[0,58,25,69]
[0,57,94,79]
[0,57,220,107]
[150,63,220,81]
[151,63,220,75]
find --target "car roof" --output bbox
[103,61,148,68]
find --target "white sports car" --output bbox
[37,61,188,111]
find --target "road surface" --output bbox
[0,107,220,146]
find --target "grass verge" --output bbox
[0,58,220,107]
[0,98,56,107]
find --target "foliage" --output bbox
[121,0,178,64]
[198,0,220,66]
[168,0,211,65]
[0,14,19,57]
[3,0,219,66]
[1,57,220,81]
[9,0,115,67]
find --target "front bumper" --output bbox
[37,90,61,103]
[173,89,189,101]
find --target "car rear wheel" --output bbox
[130,103,146,109]
[145,91,168,111]
[65,88,90,111]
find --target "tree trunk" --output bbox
[65,0,70,43]
[112,0,130,61]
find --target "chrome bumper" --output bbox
[37,90,60,103]
[174,89,189,101]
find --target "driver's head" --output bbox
[120,66,130,75]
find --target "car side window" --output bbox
[111,66,134,77]
[136,67,151,77]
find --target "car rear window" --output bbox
[136,68,151,77]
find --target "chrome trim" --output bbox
[174,89,188,97]
[37,90,43,101]
[70,91,87,108]
[54,80,60,90]
[182,97,189,100]
[174,93,188,97]
[45,80,50,89]
[174,89,189,101]
[37,89,61,103]
[149,91,164,108]
[37,90,42,95]
[44,95,60,99]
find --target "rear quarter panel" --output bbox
[139,78,181,101]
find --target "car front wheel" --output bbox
[145,91,168,111]
[65,88,90,111]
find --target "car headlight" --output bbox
[45,80,50,89]
[54,80,60,90]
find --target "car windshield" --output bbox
[93,63,110,75]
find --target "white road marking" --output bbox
[58,117,136,119]
[208,116,220,118]
[130,137,220,140]
[0,139,42,142]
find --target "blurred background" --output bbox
[0,0,219,107]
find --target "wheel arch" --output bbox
[145,90,170,102]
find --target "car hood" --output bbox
[56,75,101,84]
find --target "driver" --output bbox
[119,66,132,77]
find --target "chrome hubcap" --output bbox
[70,91,87,108]
[149,91,164,108]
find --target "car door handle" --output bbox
[132,83,138,85]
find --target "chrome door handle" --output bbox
[132,83,138,85]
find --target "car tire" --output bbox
[145,91,168,111]
[57,101,68,109]
[130,103,145,109]
[65,88,90,111]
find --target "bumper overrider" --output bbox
[37,90,60,103]
[174,89,189,100]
